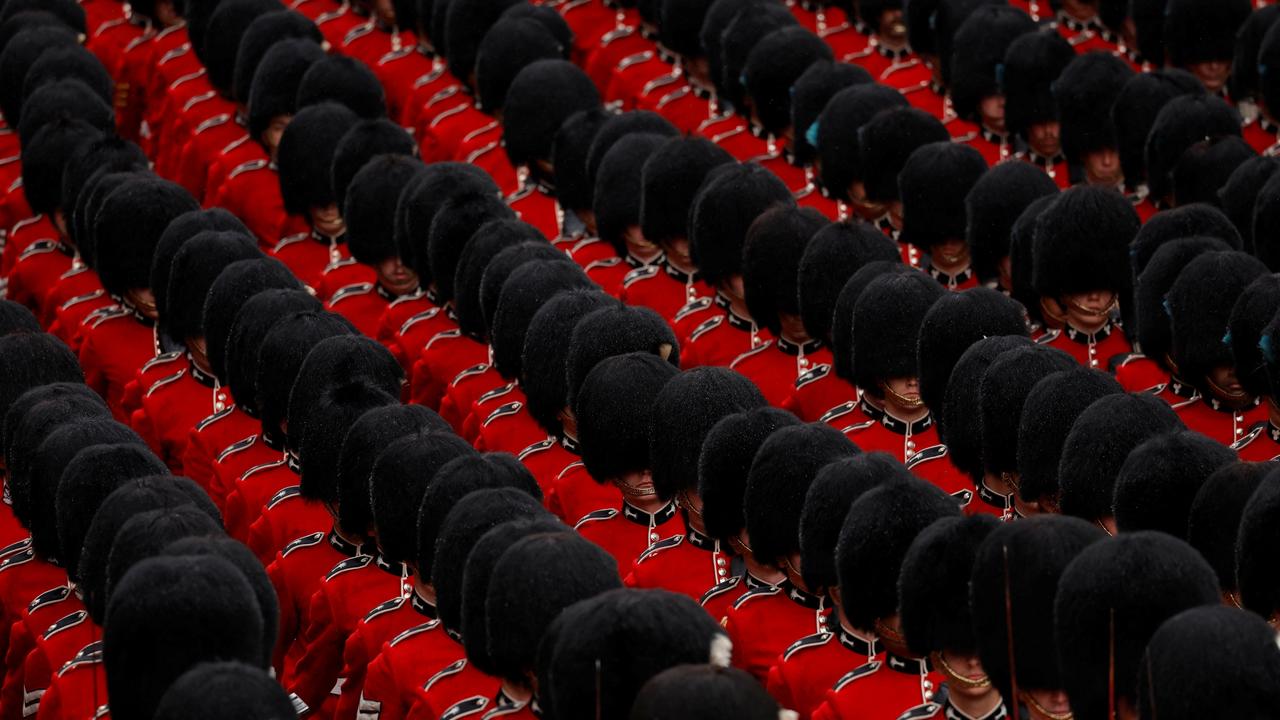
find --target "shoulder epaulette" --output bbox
[141,350,182,373]
[729,341,773,368]
[794,364,831,389]
[429,102,469,129]
[573,508,617,530]
[328,282,374,305]
[477,383,514,404]
[782,632,834,661]
[462,121,499,144]
[281,531,325,558]
[196,405,236,432]
[377,45,415,65]
[389,290,424,308]
[426,84,462,108]
[424,327,461,350]
[840,420,876,434]
[641,72,680,99]
[316,5,349,24]
[241,458,287,481]
[464,141,499,164]
[441,696,489,720]
[1231,423,1266,450]
[504,184,535,204]
[483,401,522,427]
[699,576,743,606]
[17,239,59,261]
[950,488,974,507]
[896,702,942,720]
[905,444,947,469]
[0,537,30,557]
[569,236,602,255]
[557,460,584,480]
[517,438,555,461]
[390,621,439,647]
[324,256,359,273]
[616,50,654,71]
[43,611,87,641]
[674,296,712,322]
[326,554,373,581]
[168,68,206,91]
[423,658,467,693]
[215,434,257,463]
[364,596,406,623]
[28,585,70,615]
[689,315,724,341]
[732,585,781,610]
[93,17,127,37]
[124,32,152,53]
[1035,328,1062,345]
[342,22,374,46]
[657,85,691,109]
[159,43,190,66]
[832,661,882,691]
[145,368,186,398]
[0,154,18,168]
[0,548,34,573]
[6,176,22,193]
[88,307,128,329]
[220,134,250,156]
[59,289,104,311]
[57,640,103,677]
[273,232,308,252]
[266,485,302,510]
[10,215,44,233]
[399,307,442,335]
[584,256,622,273]
[413,61,447,88]
[819,403,855,425]
[710,124,746,145]
[843,47,875,62]
[450,363,490,386]
[622,264,660,287]
[229,158,268,179]
[193,111,230,135]
[1116,352,1147,367]
[638,534,683,562]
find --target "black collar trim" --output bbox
[621,500,678,527]
[776,336,824,356]
[375,554,405,577]
[188,355,217,388]
[785,581,823,610]
[374,284,398,302]
[874,42,911,61]
[560,435,580,455]
[744,572,770,590]
[886,652,929,676]
[1063,321,1114,344]
[663,259,700,284]
[1204,394,1262,414]
[1058,12,1102,33]
[1268,421,1280,443]
[1020,149,1065,168]
[944,700,1008,720]
[1167,376,1198,400]
[714,293,755,331]
[977,479,1012,511]
[837,625,880,657]
[859,398,933,435]
[411,591,436,618]
[979,126,1008,146]
[310,229,346,247]
[285,451,302,475]
[328,530,361,557]
[927,264,973,290]
[684,522,717,551]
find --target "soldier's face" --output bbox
[125,288,159,321]
[1082,148,1122,187]
[1060,290,1116,332]
[1027,121,1061,157]
[979,95,1006,133]
[1021,689,1072,720]
[376,256,419,296]
[936,650,993,700]
[931,238,969,272]
[368,0,396,27]
[1206,364,1252,407]
[846,181,886,221]
[309,205,345,238]
[263,116,292,161]
[1186,60,1231,95]
[878,9,907,43]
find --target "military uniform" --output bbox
[732,339,833,408]
[130,359,231,474]
[180,405,261,507]
[725,584,830,682]
[222,455,296,544]
[334,593,436,720]
[783,365,858,422]
[1035,320,1133,371]
[77,308,159,421]
[12,606,97,720]
[357,623,464,720]
[266,530,364,680]
[245,488,334,567]
[766,621,883,720]
[408,329,488,415]
[575,500,680,574]
[325,282,396,338]
[624,523,738,602]
[31,640,105,720]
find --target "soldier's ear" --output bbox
[1040,297,1066,324]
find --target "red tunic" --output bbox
[766,624,883,720]
[574,499,681,574]
[358,622,466,720]
[1242,117,1280,155]
[731,338,834,408]
[506,184,564,241]
[724,584,830,683]
[372,47,437,129]
[812,654,944,720]
[0,586,80,720]
[699,572,774,625]
[180,405,260,507]
[77,309,159,422]
[1114,354,1169,393]
[0,551,66,668]
[1034,321,1132,372]
[130,359,231,475]
[33,640,105,720]
[16,607,98,720]
[420,101,489,164]
[7,241,73,320]
[544,455,623,526]
[783,365,859,422]
[334,593,436,720]
[375,291,432,371]
[209,433,285,516]
[223,457,296,544]
[619,262,712,326]
[437,365,501,435]
[246,488,333,567]
[119,350,183,427]
[2,216,57,278]
[1231,420,1280,461]
[43,264,112,342]
[473,397,547,455]
[409,329,488,416]
[403,659,501,720]
[267,530,363,681]
[623,523,737,603]
[1015,151,1072,189]
[1174,394,1269,447]
[958,127,1015,168]
[325,282,395,339]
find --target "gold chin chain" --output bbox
[931,651,992,691]
[1019,691,1074,720]
[615,478,657,499]
[1065,296,1117,321]
[880,382,925,410]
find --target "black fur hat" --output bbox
[103,505,227,624]
[1007,200,1060,321]
[331,119,415,214]
[799,452,912,594]
[0,25,79,129]
[152,209,253,338]
[443,0,522,84]
[1164,0,1251,67]
[1237,472,1280,621]
[0,334,83,426]
[297,382,398,505]
[1252,170,1280,269]
[1145,94,1242,204]
[1058,392,1184,524]
[255,311,355,443]
[0,301,37,336]
[744,422,859,568]
[247,38,325,142]
[1131,203,1241,277]
[345,154,424,266]
[0,0,83,33]
[853,271,946,394]
[966,161,1058,285]
[934,0,1002,87]
[718,2,797,112]
[815,83,908,203]
[275,102,359,216]
[900,514,998,657]
[1221,156,1280,253]
[233,10,322,106]
[453,219,545,341]
[1054,532,1220,720]
[205,257,305,383]
[1113,430,1236,539]
[475,17,563,114]
[700,0,754,101]
[415,453,540,581]
[491,259,594,381]
[1134,237,1232,372]
[370,432,478,565]
[830,261,913,383]
[698,407,801,544]
[4,389,106,512]
[585,111,679,191]
[479,242,568,335]
[904,0,941,57]
[790,60,872,165]
[17,78,112,148]
[948,5,1036,123]
[486,531,620,684]
[20,117,100,216]
[917,288,1031,425]
[631,665,780,720]
[640,135,735,248]
[295,55,387,119]
[859,107,949,204]
[742,206,828,335]
[201,0,280,96]
[899,141,987,250]
[742,26,833,136]
[551,108,611,213]
[523,290,616,436]
[286,334,404,450]
[60,135,147,248]
[164,231,261,343]
[690,162,796,288]
[1172,136,1256,208]
[104,553,263,720]
[1112,69,1204,187]
[336,404,447,537]
[564,303,680,410]
[396,161,500,280]
[596,132,669,255]
[21,44,112,121]
[836,478,959,631]
[430,487,547,634]
[979,344,1077,480]
[576,353,680,482]
[970,516,1107,714]
[1000,28,1075,140]
[503,59,601,169]
[1054,51,1134,165]
[943,335,1034,481]
[1031,185,1138,301]
[1188,462,1272,594]
[799,221,900,343]
[499,3,572,50]
[649,368,765,502]
[1229,275,1280,398]
[1167,250,1269,389]
[76,170,144,270]
[1253,14,1280,112]
[154,662,295,720]
[93,176,202,297]
[1016,368,1123,507]
[660,0,716,58]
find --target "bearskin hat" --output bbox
[1054,51,1134,165]
[1000,28,1075,139]
[370,432,478,565]
[1236,473,1280,621]
[742,207,827,335]
[1164,0,1251,68]
[1247,170,1280,270]
[345,154,425,266]
[790,60,872,165]
[295,55,387,119]
[523,291,616,436]
[576,353,680,483]
[1112,69,1204,186]
[815,84,908,203]
[595,132,669,254]
[1173,136,1257,208]
[948,5,1036,123]
[1167,250,1269,390]
[21,45,112,114]
[640,135,735,248]
[0,0,83,33]
[564,303,680,410]
[475,17,564,114]
[1221,157,1280,253]
[255,311,356,443]
[247,38,325,142]
[491,259,595,381]
[229,292,323,415]
[1229,275,1280,397]
[799,221,901,343]
[899,141,987,250]
[0,301,37,336]
[584,111,678,191]
[0,25,79,127]
[297,382,398,505]
[742,26,833,136]
[1145,94,1243,203]
[20,117,99,216]
[479,242,568,335]
[1113,431,1236,539]
[697,406,802,544]
[717,2,797,112]
[274,102,359,215]
[1188,463,1272,595]
[59,135,147,248]
[832,262,916,382]
[965,161,1058,285]
[201,0,280,97]
[453,220,546,341]
[442,0,522,85]
[852,271,946,395]
[1031,186,1137,302]
[396,161,500,279]
[632,665,780,720]
[942,335,1035,482]
[701,0,755,100]
[0,334,82,430]
[164,231,261,343]
[286,334,404,450]
[660,0,716,58]
[331,119,414,213]
[690,163,797,288]
[1131,203,1242,276]
[17,78,112,148]
[503,60,600,169]
[1134,237,1232,375]
[233,10,322,106]
[901,515,998,658]
[336,404,447,539]
[979,344,1078,481]
[154,662,295,720]
[204,257,305,382]
[94,177,201,297]
[4,388,106,510]
[551,108,612,213]
[1015,368,1123,507]
[859,107,949,203]
[151,208,251,331]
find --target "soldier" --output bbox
[1187,463,1271,606]
[1054,532,1220,720]
[1237,280,1280,459]
[1171,136,1257,208]
[1057,392,1184,534]
[731,423,858,681]
[858,106,949,246]
[733,207,831,406]
[1111,69,1204,216]
[897,515,1002,720]
[631,0,719,134]
[846,0,929,94]
[1145,94,1243,210]
[1053,51,1133,188]
[766,454,904,719]
[1000,30,1075,187]
[899,142,987,290]
[625,368,765,599]
[787,61,870,199]
[965,162,1059,294]
[1163,0,1251,97]
[811,479,959,720]
[1113,429,1237,540]
[551,109,611,244]
[970,517,1106,720]
[589,133,673,298]
[1222,157,1280,251]
[1166,251,1271,443]
[710,5,795,162]
[1236,474,1280,626]
[946,5,1035,166]
[813,83,908,229]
